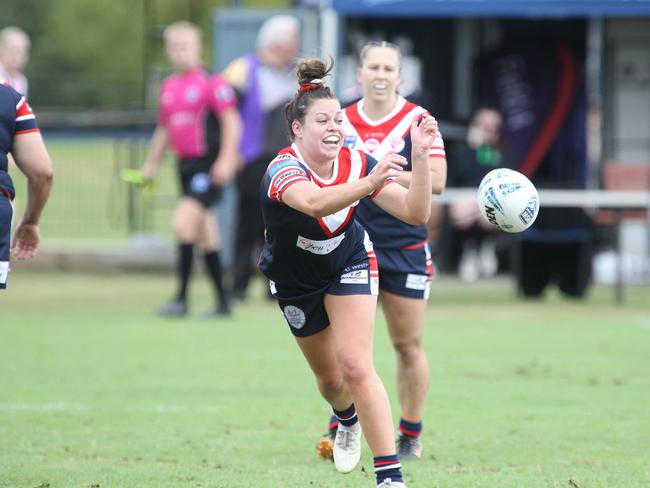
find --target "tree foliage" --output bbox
[2,0,291,109]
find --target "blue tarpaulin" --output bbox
[330,0,650,17]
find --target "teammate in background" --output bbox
[0,26,30,97]
[142,21,241,317]
[323,41,447,460]
[1,82,53,289]
[223,15,300,302]
[448,108,502,282]
[259,57,438,488]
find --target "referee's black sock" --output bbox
[176,243,194,303]
[203,250,228,308]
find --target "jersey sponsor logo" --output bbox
[365,138,380,152]
[340,269,369,284]
[405,273,428,290]
[296,234,346,255]
[273,168,303,187]
[268,158,299,177]
[215,85,234,103]
[190,173,211,194]
[268,166,307,201]
[389,136,406,153]
[185,86,201,103]
[343,135,357,148]
[283,305,306,329]
[170,111,195,126]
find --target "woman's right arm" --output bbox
[142,125,169,180]
[10,131,54,260]
[281,153,406,217]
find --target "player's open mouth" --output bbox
[323,135,340,146]
[373,83,387,90]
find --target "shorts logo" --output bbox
[283,305,306,329]
[190,173,211,194]
[405,274,428,290]
[340,269,368,284]
[0,261,8,286]
[296,234,345,255]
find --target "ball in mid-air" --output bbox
[477,168,539,233]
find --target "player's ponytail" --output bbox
[285,57,336,141]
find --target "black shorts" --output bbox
[178,157,223,208]
[375,242,434,299]
[0,193,13,289]
[271,233,379,338]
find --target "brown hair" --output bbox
[285,57,336,141]
[358,41,401,68]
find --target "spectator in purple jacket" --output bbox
[223,15,301,302]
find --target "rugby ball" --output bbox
[477,168,539,233]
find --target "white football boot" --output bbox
[333,422,362,473]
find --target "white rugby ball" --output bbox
[477,168,539,233]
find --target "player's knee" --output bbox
[393,339,423,364]
[174,225,196,242]
[316,373,346,398]
[337,352,372,387]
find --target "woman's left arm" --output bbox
[393,154,447,194]
[372,115,438,224]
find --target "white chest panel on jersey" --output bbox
[307,148,365,237]
[343,104,427,161]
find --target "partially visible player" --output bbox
[1,82,53,288]
[0,26,30,97]
[142,21,241,317]
[259,56,438,488]
[322,41,447,460]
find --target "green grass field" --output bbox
[10,137,179,244]
[2,272,650,488]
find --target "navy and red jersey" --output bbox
[342,96,446,249]
[258,144,386,293]
[0,82,39,199]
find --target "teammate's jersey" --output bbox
[343,95,446,249]
[259,144,387,293]
[158,67,237,160]
[0,82,39,199]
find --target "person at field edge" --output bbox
[142,21,241,318]
[259,56,438,488]
[322,41,447,461]
[0,82,54,289]
[222,15,300,302]
[0,26,30,97]
[447,107,503,282]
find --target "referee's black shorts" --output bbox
[177,156,223,209]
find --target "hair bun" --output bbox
[298,79,323,93]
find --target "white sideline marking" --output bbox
[0,403,219,414]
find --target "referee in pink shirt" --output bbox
[142,21,241,318]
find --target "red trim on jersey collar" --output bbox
[344,98,418,141]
